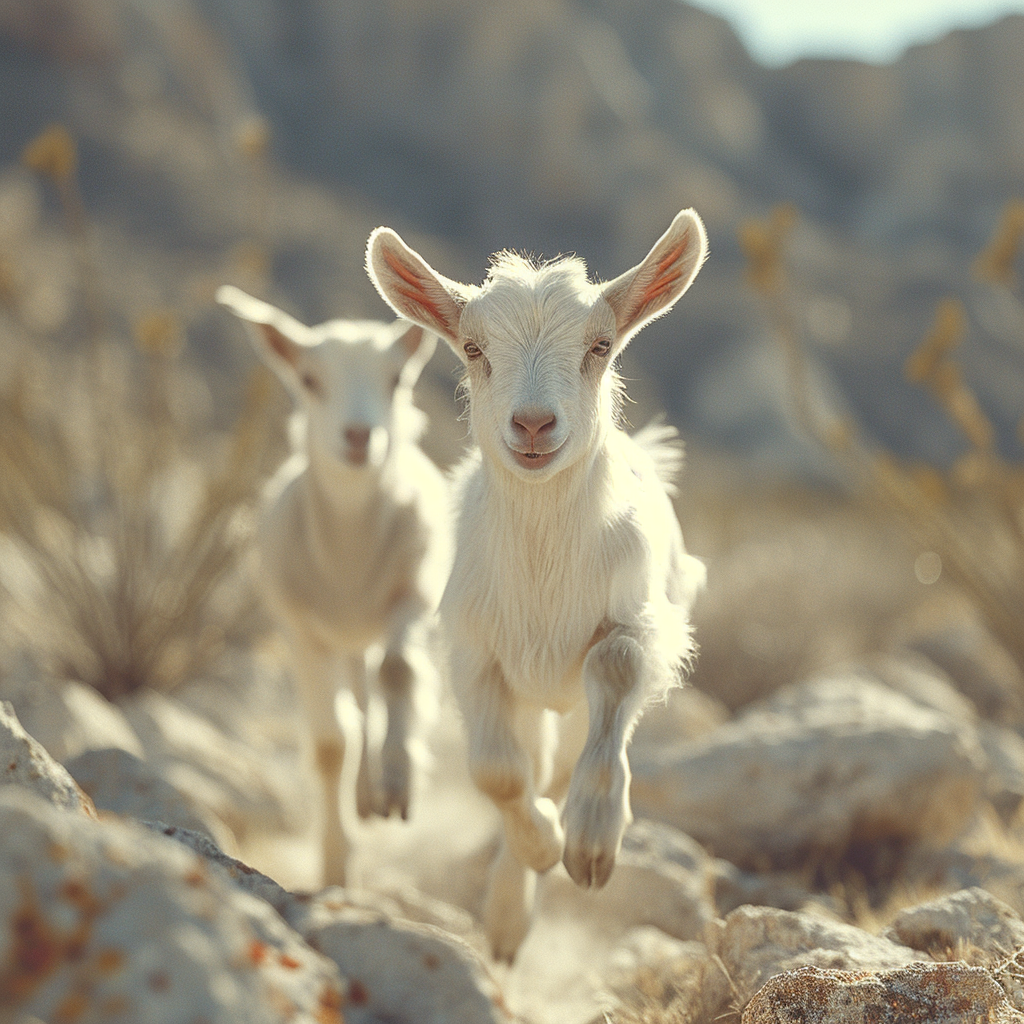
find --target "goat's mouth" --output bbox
[507,442,563,471]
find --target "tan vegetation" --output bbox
[0,126,283,700]
[739,201,1024,675]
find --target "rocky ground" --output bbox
[4,454,1024,1024]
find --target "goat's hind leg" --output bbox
[376,647,415,818]
[348,653,376,820]
[464,665,564,873]
[377,601,436,818]
[288,637,358,886]
[483,837,537,963]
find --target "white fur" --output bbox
[217,285,449,886]
[366,210,708,960]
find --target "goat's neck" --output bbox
[483,438,609,525]
[302,441,390,521]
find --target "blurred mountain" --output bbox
[1,0,1022,473]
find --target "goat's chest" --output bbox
[450,502,644,710]
[263,489,423,649]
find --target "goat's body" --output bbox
[217,286,445,886]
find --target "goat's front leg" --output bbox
[562,624,648,889]
[463,662,564,874]
[347,653,375,820]
[376,597,433,818]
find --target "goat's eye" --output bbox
[463,342,483,360]
[589,337,612,358]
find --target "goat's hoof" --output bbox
[322,855,348,888]
[562,841,616,889]
[483,858,535,963]
[562,798,626,888]
[379,742,412,820]
[356,771,375,820]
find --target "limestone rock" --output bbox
[542,819,717,942]
[66,747,236,851]
[884,886,1024,959]
[156,823,509,1024]
[631,671,986,866]
[977,724,1024,821]
[1,701,95,818]
[708,904,919,1007]
[631,685,731,751]
[741,962,1024,1024]
[0,787,346,1023]
[910,620,1024,729]
[289,892,513,1024]
[869,652,979,723]
[144,821,294,917]
[0,660,143,762]
[121,688,300,839]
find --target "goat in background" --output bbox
[366,209,708,959]
[218,285,449,886]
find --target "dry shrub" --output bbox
[739,202,1024,676]
[0,326,281,699]
[0,124,283,699]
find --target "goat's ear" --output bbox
[216,285,315,378]
[366,228,468,349]
[390,320,438,385]
[601,209,708,350]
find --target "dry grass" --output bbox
[0,125,283,700]
[738,201,1024,677]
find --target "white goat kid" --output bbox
[217,285,448,886]
[366,210,708,959]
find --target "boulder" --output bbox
[630,685,731,751]
[708,904,919,1008]
[631,671,987,866]
[121,688,302,839]
[155,822,511,1024]
[144,822,295,918]
[910,620,1024,730]
[884,887,1024,959]
[1,701,95,817]
[66,747,236,851]
[0,787,345,1023]
[902,846,1024,923]
[288,893,512,1024]
[741,962,1024,1023]
[977,724,1024,821]
[0,659,143,762]
[542,819,717,941]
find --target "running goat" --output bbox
[218,286,449,886]
[365,210,708,958]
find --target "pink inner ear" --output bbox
[259,323,298,366]
[400,324,424,357]
[636,234,690,310]
[383,248,451,333]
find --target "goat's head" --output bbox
[217,286,435,469]
[365,210,707,482]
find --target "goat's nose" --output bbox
[344,425,372,449]
[511,409,557,440]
